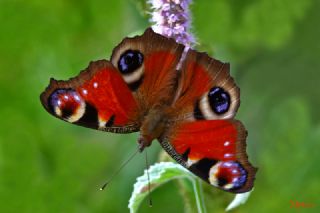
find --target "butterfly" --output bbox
[40,28,257,193]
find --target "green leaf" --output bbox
[128,162,252,213]
[128,162,193,213]
[226,189,253,211]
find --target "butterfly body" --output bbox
[40,28,257,193]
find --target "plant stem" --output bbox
[192,178,207,213]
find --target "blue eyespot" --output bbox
[208,87,230,114]
[118,50,143,74]
[48,89,83,119]
[218,161,247,189]
[209,161,247,190]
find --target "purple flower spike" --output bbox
[148,0,195,47]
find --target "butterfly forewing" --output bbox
[171,49,240,122]
[159,48,257,193]
[40,60,140,133]
[160,120,256,193]
[40,28,185,133]
[110,28,185,117]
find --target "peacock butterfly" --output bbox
[40,28,257,193]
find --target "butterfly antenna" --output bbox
[100,147,139,191]
[145,150,153,207]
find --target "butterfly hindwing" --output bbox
[160,119,256,193]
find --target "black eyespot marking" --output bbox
[128,75,144,91]
[118,50,143,74]
[193,100,205,120]
[189,158,218,180]
[105,115,115,127]
[75,103,98,129]
[181,148,191,161]
[208,87,230,114]
[61,107,73,118]
[217,177,228,187]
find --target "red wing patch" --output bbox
[77,64,137,126]
[162,119,257,193]
[171,120,237,161]
[40,60,139,132]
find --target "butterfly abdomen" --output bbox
[138,107,169,150]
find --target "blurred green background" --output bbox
[0,0,319,212]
